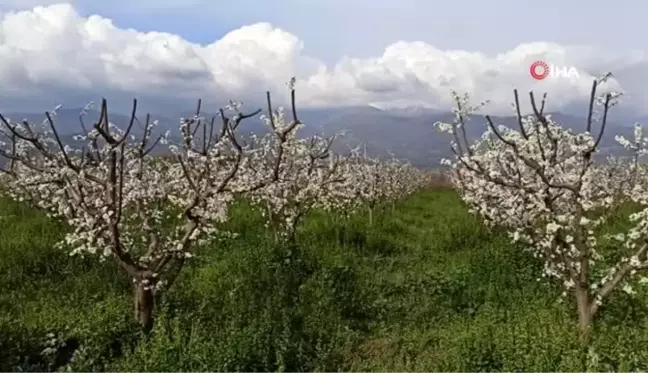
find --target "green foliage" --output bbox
[3,188,648,371]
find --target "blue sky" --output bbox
[0,0,644,114]
[5,0,644,62]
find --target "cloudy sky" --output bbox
[0,0,644,116]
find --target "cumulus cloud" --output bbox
[0,2,645,116]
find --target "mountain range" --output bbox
[0,106,645,169]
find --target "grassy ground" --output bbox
[2,188,648,371]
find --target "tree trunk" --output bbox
[287,213,305,244]
[332,214,342,245]
[134,282,155,333]
[575,286,592,343]
[287,225,297,244]
[273,228,279,244]
[368,205,373,226]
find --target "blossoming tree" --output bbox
[0,96,262,332]
[435,75,648,338]
[239,88,346,243]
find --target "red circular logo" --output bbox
[529,60,549,80]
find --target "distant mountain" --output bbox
[0,106,642,169]
[287,107,639,167]
[0,108,173,136]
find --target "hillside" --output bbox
[0,106,641,168]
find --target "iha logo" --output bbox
[529,60,579,80]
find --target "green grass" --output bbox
[2,188,648,371]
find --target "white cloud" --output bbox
[0,2,645,116]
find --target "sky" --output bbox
[0,0,645,116]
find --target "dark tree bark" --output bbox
[134,282,155,334]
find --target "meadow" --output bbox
[2,186,648,372]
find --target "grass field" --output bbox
[2,188,648,371]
